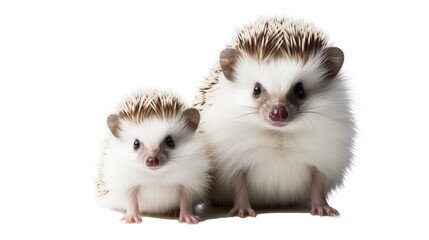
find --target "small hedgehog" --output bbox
[195,17,355,217]
[96,89,211,224]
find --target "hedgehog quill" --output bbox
[196,17,355,217]
[96,90,212,224]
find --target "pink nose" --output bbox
[146,157,160,167]
[269,107,288,122]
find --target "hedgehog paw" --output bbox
[179,213,201,224]
[311,204,339,217]
[229,207,256,218]
[120,214,142,224]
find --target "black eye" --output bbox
[133,139,140,150]
[253,84,262,96]
[293,82,305,99]
[166,136,175,148]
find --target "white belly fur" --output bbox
[204,110,352,207]
[214,154,312,207]
[98,182,182,215]
[136,185,181,213]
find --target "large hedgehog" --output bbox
[96,89,212,224]
[195,17,355,217]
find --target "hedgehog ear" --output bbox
[181,108,200,132]
[220,48,242,81]
[321,47,344,79]
[107,114,121,138]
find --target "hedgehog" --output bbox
[96,89,212,224]
[195,17,355,217]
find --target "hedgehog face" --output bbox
[128,124,177,171]
[107,108,200,171]
[219,47,344,131]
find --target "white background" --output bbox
[1,0,428,239]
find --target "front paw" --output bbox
[120,215,142,224]
[179,214,201,224]
[311,205,339,216]
[229,207,256,218]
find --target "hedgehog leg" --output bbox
[310,168,339,217]
[120,187,142,223]
[229,171,256,218]
[178,186,201,224]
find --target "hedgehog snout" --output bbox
[269,106,288,122]
[146,156,160,168]
[143,146,161,169]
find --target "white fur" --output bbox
[97,115,211,214]
[200,53,355,207]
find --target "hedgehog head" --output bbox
[106,90,200,170]
[218,17,345,131]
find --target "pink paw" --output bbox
[229,207,256,218]
[179,214,201,224]
[311,205,340,216]
[120,215,142,224]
